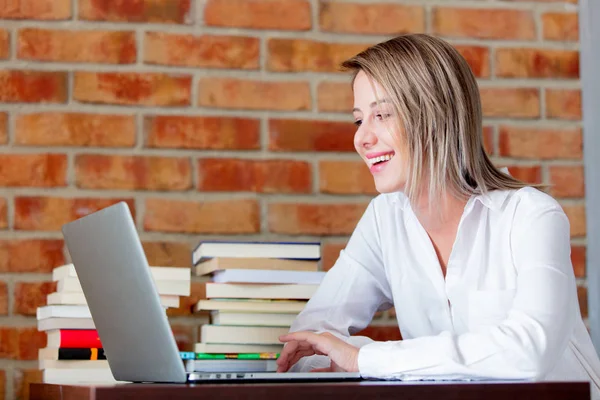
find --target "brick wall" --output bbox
[0,0,584,398]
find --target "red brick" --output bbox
[355,325,402,341]
[204,0,311,30]
[171,325,195,351]
[145,32,259,69]
[571,245,585,278]
[433,8,535,40]
[562,204,586,238]
[549,165,584,198]
[74,72,191,106]
[13,281,56,316]
[0,239,65,273]
[144,199,260,234]
[319,2,424,34]
[0,70,67,103]
[269,119,355,152]
[75,154,192,190]
[0,112,6,144]
[543,12,578,41]
[0,281,7,315]
[15,112,136,147]
[480,88,540,118]
[0,29,9,59]
[19,328,46,360]
[79,0,192,23]
[198,159,312,194]
[142,241,192,267]
[145,115,260,150]
[18,28,136,64]
[321,241,347,271]
[168,282,206,317]
[498,126,582,160]
[496,48,579,79]
[268,203,367,235]
[578,286,588,319]
[455,46,490,78]
[14,369,43,400]
[0,370,4,399]
[0,0,71,19]
[546,89,581,120]
[14,196,136,231]
[0,154,67,187]
[319,160,375,195]
[483,126,494,155]
[199,78,311,111]
[317,81,353,113]
[0,327,18,358]
[503,165,542,184]
[0,198,6,229]
[268,39,370,73]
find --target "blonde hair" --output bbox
[341,33,530,206]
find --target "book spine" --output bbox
[58,348,106,360]
[59,330,102,348]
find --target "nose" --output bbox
[354,119,377,150]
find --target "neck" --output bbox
[412,189,469,234]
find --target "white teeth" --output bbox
[368,153,394,166]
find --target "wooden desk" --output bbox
[30,380,590,400]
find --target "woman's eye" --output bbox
[353,120,362,127]
[376,113,391,120]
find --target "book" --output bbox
[210,269,326,285]
[52,264,191,282]
[211,311,297,327]
[205,283,318,300]
[39,347,106,361]
[46,329,102,348]
[184,359,278,373]
[200,325,289,345]
[47,292,180,308]
[37,305,92,320]
[196,299,306,314]
[38,317,95,331]
[193,241,320,265]
[43,368,117,384]
[193,343,284,354]
[56,276,191,296]
[194,257,319,276]
[186,352,279,360]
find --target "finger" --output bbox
[277,347,316,372]
[279,331,320,343]
[276,340,299,366]
[285,348,317,371]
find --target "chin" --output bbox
[374,180,405,194]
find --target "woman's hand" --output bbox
[276,331,360,373]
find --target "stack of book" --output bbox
[37,263,191,384]
[189,241,323,372]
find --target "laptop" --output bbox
[61,201,362,383]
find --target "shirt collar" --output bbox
[389,188,511,212]
[473,189,511,211]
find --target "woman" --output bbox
[275,33,600,396]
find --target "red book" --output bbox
[47,329,102,348]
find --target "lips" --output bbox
[367,152,395,166]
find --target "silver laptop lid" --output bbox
[61,202,187,383]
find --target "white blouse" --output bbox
[289,187,600,399]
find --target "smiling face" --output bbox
[352,70,408,194]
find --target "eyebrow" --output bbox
[352,98,390,113]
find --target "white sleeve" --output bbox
[288,200,394,372]
[357,203,577,380]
